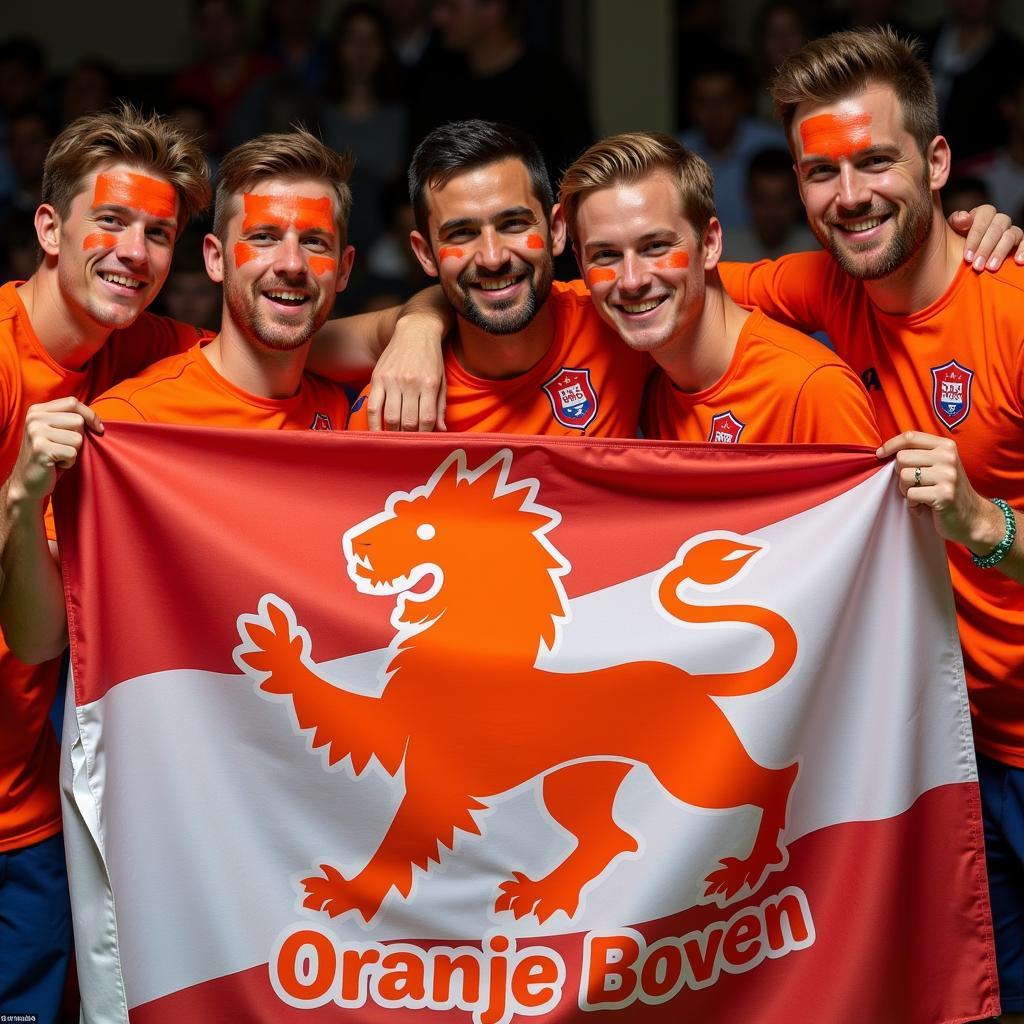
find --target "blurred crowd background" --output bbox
[0,0,1021,328]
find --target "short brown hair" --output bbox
[213,129,354,243]
[42,102,211,225]
[771,27,938,156]
[558,132,715,243]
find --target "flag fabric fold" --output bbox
[55,423,997,1024]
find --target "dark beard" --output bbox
[449,258,553,336]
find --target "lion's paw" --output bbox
[494,871,580,924]
[301,864,380,922]
[703,856,764,903]
[235,599,307,690]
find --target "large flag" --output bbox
[56,424,998,1024]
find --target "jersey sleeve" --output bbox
[791,363,881,446]
[91,396,148,423]
[719,253,836,336]
[107,315,208,385]
[345,386,372,430]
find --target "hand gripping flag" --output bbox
[55,424,998,1024]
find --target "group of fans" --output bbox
[0,22,1023,1024]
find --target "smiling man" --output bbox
[348,120,649,435]
[716,29,1024,1020]
[557,132,880,446]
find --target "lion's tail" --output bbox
[658,537,797,697]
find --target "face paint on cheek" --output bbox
[93,171,177,220]
[654,252,689,270]
[438,246,464,261]
[307,255,337,276]
[525,233,544,249]
[588,267,616,285]
[799,112,873,160]
[83,232,117,251]
[234,242,259,267]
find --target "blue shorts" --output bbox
[0,832,72,1024]
[978,752,1024,1013]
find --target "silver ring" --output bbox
[914,467,922,487]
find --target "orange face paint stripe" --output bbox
[307,255,337,276]
[587,267,616,285]
[242,194,335,235]
[654,252,689,269]
[94,171,177,220]
[83,232,117,251]
[234,242,259,267]
[525,234,544,249]
[799,112,873,160]
[438,246,464,261]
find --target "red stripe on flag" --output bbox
[128,782,997,1024]
[56,425,880,706]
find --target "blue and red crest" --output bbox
[309,412,334,431]
[930,360,973,430]
[542,367,598,430]
[708,410,745,444]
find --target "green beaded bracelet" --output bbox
[971,498,1016,569]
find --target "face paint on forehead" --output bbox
[799,112,873,160]
[242,193,336,234]
[93,171,177,219]
[587,267,616,285]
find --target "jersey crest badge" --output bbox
[309,412,334,431]
[708,411,745,444]
[930,360,973,430]
[542,367,597,430]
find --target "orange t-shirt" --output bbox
[44,343,350,542]
[642,308,880,446]
[348,280,651,437]
[721,253,1024,767]
[0,283,206,852]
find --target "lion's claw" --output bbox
[494,871,580,923]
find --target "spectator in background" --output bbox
[408,0,593,201]
[0,106,52,222]
[153,225,221,333]
[678,49,785,231]
[379,0,436,73]
[259,0,327,91]
[59,59,117,125]
[751,0,813,120]
[167,96,221,180]
[170,0,278,156]
[923,0,1024,163]
[725,146,817,261]
[956,68,1024,226]
[0,38,48,206]
[319,3,408,259]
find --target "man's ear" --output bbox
[410,230,439,278]
[334,244,356,294]
[35,204,60,257]
[203,232,225,284]
[702,217,724,271]
[927,135,951,192]
[550,202,567,258]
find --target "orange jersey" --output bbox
[44,343,349,541]
[348,280,650,436]
[0,282,205,852]
[721,253,1024,767]
[642,308,880,446]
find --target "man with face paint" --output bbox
[1,129,363,1021]
[348,119,650,436]
[557,132,881,446]
[716,28,1024,1019]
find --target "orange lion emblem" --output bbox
[234,449,798,925]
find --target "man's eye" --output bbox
[147,228,172,243]
[590,251,619,263]
[805,164,835,180]
[501,219,529,232]
[97,214,121,227]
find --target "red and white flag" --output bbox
[56,424,998,1024]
